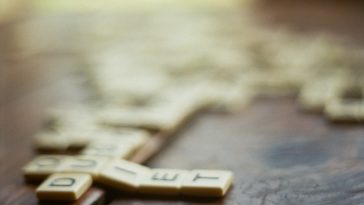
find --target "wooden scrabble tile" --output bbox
[97,87,204,132]
[181,170,233,197]
[325,83,364,122]
[204,81,254,112]
[61,129,97,148]
[34,132,70,151]
[81,142,135,159]
[298,80,338,112]
[45,107,98,130]
[36,173,92,201]
[98,159,150,192]
[325,99,364,122]
[90,129,150,151]
[23,155,66,181]
[60,156,110,178]
[139,169,188,195]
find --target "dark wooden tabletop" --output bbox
[1,0,364,204]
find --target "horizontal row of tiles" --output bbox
[25,155,233,200]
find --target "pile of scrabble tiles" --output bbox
[20,0,364,202]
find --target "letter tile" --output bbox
[98,159,150,192]
[36,173,92,201]
[34,132,70,151]
[181,170,233,197]
[81,142,135,159]
[139,169,187,195]
[23,155,67,181]
[60,156,110,178]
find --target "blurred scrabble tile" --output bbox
[23,155,66,181]
[96,106,181,132]
[61,129,97,149]
[98,159,150,192]
[324,82,364,121]
[181,170,233,197]
[325,99,363,122]
[91,129,150,151]
[204,81,254,112]
[298,77,343,112]
[81,142,136,159]
[60,156,110,178]
[97,87,204,132]
[34,131,70,151]
[36,173,92,201]
[43,107,102,137]
[90,68,169,106]
[139,169,187,196]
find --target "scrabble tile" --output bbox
[324,83,364,121]
[139,169,188,195]
[36,173,92,201]
[91,129,150,151]
[204,81,254,112]
[325,99,364,122]
[98,159,150,192]
[61,129,97,148]
[81,142,135,159]
[60,156,110,178]
[181,170,233,197]
[45,107,98,131]
[34,132,70,151]
[298,79,341,112]
[97,87,204,132]
[23,155,66,181]
[90,67,169,105]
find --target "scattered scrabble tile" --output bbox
[90,129,150,151]
[325,99,363,122]
[181,170,233,197]
[60,156,110,179]
[98,159,150,192]
[81,142,135,159]
[96,87,205,132]
[298,78,343,112]
[34,131,70,151]
[323,82,364,121]
[36,173,92,201]
[23,155,66,181]
[139,169,188,196]
[204,81,254,112]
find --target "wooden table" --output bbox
[1,0,364,204]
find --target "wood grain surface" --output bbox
[1,0,364,204]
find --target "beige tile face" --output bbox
[34,132,70,151]
[98,159,150,192]
[81,142,135,159]
[60,156,110,178]
[298,78,341,112]
[23,155,66,181]
[97,87,203,132]
[181,170,233,197]
[36,173,92,201]
[61,129,96,148]
[139,169,188,195]
[91,129,150,150]
[325,99,363,121]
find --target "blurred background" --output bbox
[1,0,364,137]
